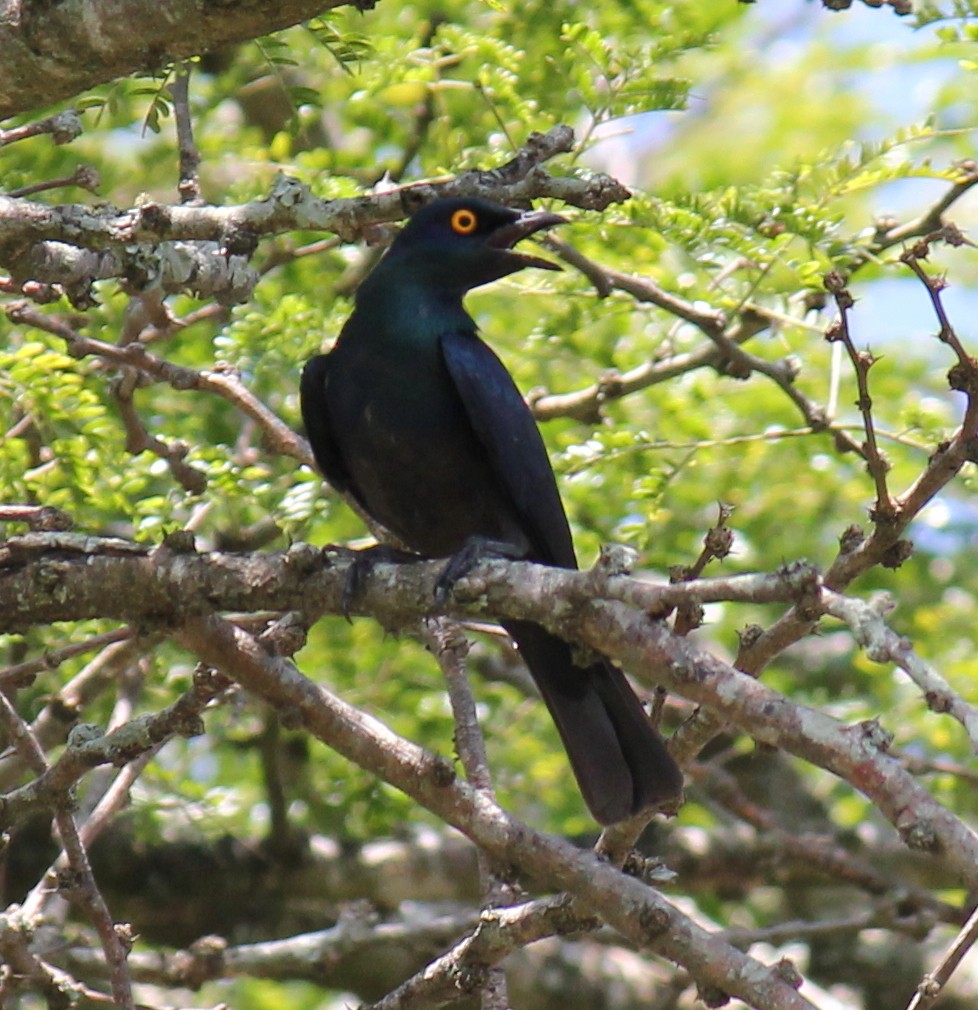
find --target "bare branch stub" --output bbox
[670,502,736,637]
[0,627,131,688]
[0,110,83,148]
[0,504,74,532]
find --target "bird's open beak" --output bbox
[488,209,565,271]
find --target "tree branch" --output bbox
[0,0,368,121]
[0,691,136,1010]
[0,125,624,306]
[822,589,978,750]
[0,664,228,830]
[3,536,977,892]
[421,617,512,1009]
[174,611,818,1010]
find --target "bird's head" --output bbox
[374,197,565,294]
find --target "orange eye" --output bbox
[450,208,479,235]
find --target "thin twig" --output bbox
[111,365,208,493]
[693,760,957,926]
[19,750,160,928]
[422,617,512,1010]
[670,502,735,636]
[1,665,228,830]
[364,894,600,1010]
[0,110,82,147]
[0,637,142,792]
[824,271,894,517]
[171,63,203,205]
[535,239,863,455]
[5,301,311,465]
[7,165,100,198]
[0,692,136,1010]
[899,227,978,369]
[0,913,111,1008]
[872,169,978,256]
[905,903,978,1010]
[822,589,978,749]
[0,627,132,687]
[533,175,978,432]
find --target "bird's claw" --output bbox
[340,544,418,620]
[434,536,525,604]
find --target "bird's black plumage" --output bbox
[300,197,683,824]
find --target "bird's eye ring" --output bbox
[450,208,479,235]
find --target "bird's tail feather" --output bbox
[503,620,683,825]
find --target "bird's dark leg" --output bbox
[337,543,421,619]
[435,535,527,604]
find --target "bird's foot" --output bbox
[434,536,525,604]
[339,543,419,619]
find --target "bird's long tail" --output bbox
[503,620,683,825]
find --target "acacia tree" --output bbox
[2,1,978,1008]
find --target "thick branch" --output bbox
[3,537,977,892]
[0,0,364,121]
[0,125,625,304]
[0,534,817,633]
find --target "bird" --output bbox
[300,196,683,824]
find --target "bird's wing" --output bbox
[299,354,353,494]
[440,330,577,568]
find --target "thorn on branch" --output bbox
[880,539,914,569]
[670,503,735,635]
[736,624,764,654]
[838,524,865,555]
[772,958,804,989]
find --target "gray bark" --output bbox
[0,0,365,121]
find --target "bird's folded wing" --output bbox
[299,354,353,495]
[440,330,577,570]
